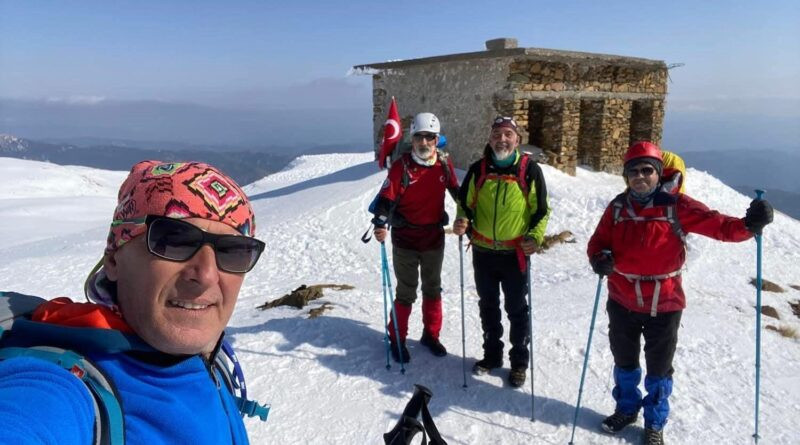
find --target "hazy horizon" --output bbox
[2,1,798,152]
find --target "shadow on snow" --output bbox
[248,161,376,201]
[226,314,636,443]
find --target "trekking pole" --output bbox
[526,254,535,421]
[380,244,392,370]
[381,242,406,374]
[568,272,606,445]
[459,235,467,389]
[753,189,765,443]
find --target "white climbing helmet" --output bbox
[410,112,440,135]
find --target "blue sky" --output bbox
[2,0,798,106]
[0,1,798,149]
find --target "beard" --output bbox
[492,141,514,160]
[413,145,434,159]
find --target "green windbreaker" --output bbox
[456,148,550,251]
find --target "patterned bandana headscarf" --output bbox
[87,160,256,306]
[105,160,256,255]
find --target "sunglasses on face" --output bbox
[626,166,656,177]
[413,133,437,142]
[145,216,265,273]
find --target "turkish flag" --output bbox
[377,97,402,169]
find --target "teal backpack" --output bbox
[0,291,269,445]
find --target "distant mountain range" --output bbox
[0,97,373,149]
[3,134,796,221]
[681,150,800,220]
[0,134,292,186]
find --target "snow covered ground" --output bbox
[1,154,799,444]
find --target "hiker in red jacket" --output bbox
[587,141,774,445]
[372,112,459,363]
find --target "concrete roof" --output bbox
[354,47,666,71]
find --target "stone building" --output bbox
[353,38,668,174]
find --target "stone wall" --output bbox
[628,99,665,152]
[507,60,667,95]
[578,100,604,168]
[506,57,665,173]
[370,57,511,169]
[363,49,667,174]
[598,98,633,172]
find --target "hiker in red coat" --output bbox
[372,112,459,363]
[586,141,774,444]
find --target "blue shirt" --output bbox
[0,350,250,444]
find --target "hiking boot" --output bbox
[508,367,527,388]
[644,427,664,445]
[600,411,638,434]
[420,332,447,357]
[390,341,410,364]
[472,358,502,375]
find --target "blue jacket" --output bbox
[0,331,249,444]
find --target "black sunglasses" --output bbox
[145,216,265,273]
[626,166,656,177]
[413,133,437,142]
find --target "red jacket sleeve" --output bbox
[373,159,406,225]
[677,194,753,242]
[378,160,404,202]
[587,204,614,259]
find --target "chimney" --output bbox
[485,38,518,51]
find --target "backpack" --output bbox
[362,150,457,242]
[467,152,532,211]
[0,291,269,445]
[610,192,686,244]
[660,150,686,194]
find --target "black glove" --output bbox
[371,214,389,228]
[590,251,614,276]
[744,199,774,234]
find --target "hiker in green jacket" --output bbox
[453,116,550,388]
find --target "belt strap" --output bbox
[613,269,682,317]
[470,230,527,272]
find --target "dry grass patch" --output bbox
[256,284,354,311]
[750,278,785,293]
[789,300,800,319]
[765,324,799,340]
[758,305,780,320]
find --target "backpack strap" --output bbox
[1,291,46,335]
[0,346,125,445]
[469,157,489,210]
[214,341,270,422]
[664,204,686,243]
[609,193,687,317]
[516,153,531,197]
[613,268,683,317]
[386,152,454,231]
[612,194,686,244]
[469,153,531,211]
[437,150,458,202]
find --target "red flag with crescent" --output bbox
[377,97,402,169]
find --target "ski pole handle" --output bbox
[754,189,765,200]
